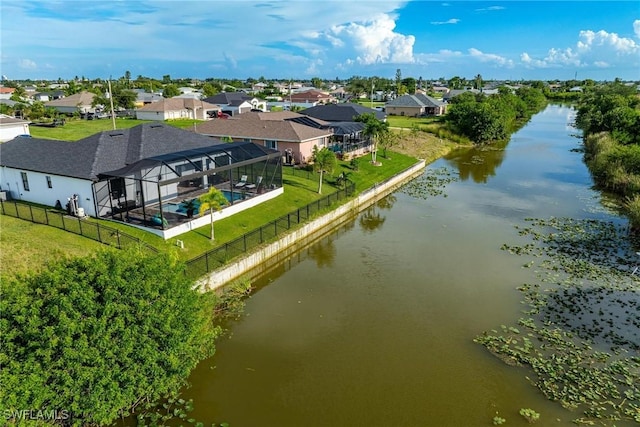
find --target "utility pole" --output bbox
[108,77,116,130]
[370,80,375,108]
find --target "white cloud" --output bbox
[475,6,505,12]
[634,20,640,38]
[468,48,513,67]
[431,18,460,25]
[520,26,639,70]
[329,14,416,65]
[18,59,37,69]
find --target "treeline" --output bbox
[1,248,250,425]
[445,86,547,144]
[574,81,640,228]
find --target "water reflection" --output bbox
[444,140,507,183]
[358,194,396,233]
[307,234,337,268]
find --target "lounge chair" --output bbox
[235,175,248,188]
[245,176,263,190]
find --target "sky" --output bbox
[1,1,639,82]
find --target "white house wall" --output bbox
[0,167,96,216]
[0,124,30,142]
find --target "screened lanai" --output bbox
[93,141,282,232]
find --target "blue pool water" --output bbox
[164,190,244,214]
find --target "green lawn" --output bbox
[29,118,152,140]
[386,115,442,129]
[0,215,104,281]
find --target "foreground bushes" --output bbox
[0,249,222,425]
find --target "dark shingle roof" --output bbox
[300,103,385,122]
[386,94,445,108]
[0,123,222,180]
[202,92,253,105]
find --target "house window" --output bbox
[265,140,277,150]
[21,172,30,191]
[243,138,252,143]
[46,176,52,189]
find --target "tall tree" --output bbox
[356,112,389,165]
[312,146,337,194]
[199,187,229,240]
[162,84,180,98]
[395,68,402,92]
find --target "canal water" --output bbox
[180,105,629,426]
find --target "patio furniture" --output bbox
[245,176,263,190]
[235,175,248,188]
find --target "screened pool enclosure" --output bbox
[92,141,282,236]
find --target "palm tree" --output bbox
[356,113,389,165]
[198,187,229,241]
[312,146,337,194]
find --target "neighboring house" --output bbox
[132,90,164,107]
[442,89,481,103]
[195,111,332,165]
[135,98,221,121]
[0,87,15,100]
[287,115,371,159]
[300,103,386,122]
[202,92,267,115]
[289,90,334,105]
[0,114,30,142]
[431,86,449,94]
[33,91,66,102]
[0,123,283,239]
[44,91,97,115]
[385,94,446,117]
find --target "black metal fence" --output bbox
[0,200,158,254]
[184,181,356,279]
[1,180,355,280]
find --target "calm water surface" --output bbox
[181,105,629,427]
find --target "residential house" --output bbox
[132,89,164,107]
[0,87,15,100]
[135,98,221,121]
[202,92,267,115]
[0,123,283,239]
[385,94,446,117]
[0,115,30,142]
[194,111,332,165]
[33,90,66,102]
[289,90,334,105]
[442,89,481,103]
[300,103,385,122]
[45,91,97,115]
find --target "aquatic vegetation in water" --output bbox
[476,218,640,425]
[399,167,459,199]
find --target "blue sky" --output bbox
[2,1,639,82]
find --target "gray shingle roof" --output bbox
[386,94,445,108]
[300,103,385,122]
[202,92,253,105]
[194,111,332,142]
[0,123,222,180]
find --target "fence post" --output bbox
[297,208,300,224]
[243,234,247,252]
[29,205,34,222]
[260,226,263,243]
[96,222,102,243]
[274,220,277,236]
[116,230,121,248]
[78,217,83,235]
[205,252,210,273]
[44,209,49,225]
[61,213,66,230]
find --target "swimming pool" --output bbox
[163,190,244,214]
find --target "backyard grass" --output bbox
[386,115,442,129]
[0,215,103,281]
[29,118,152,140]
